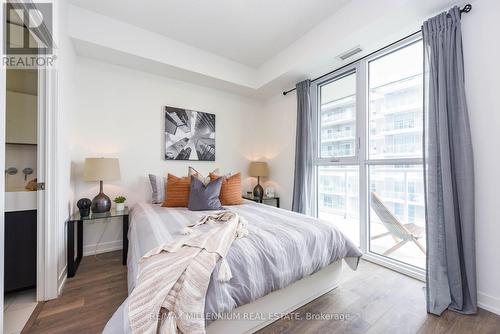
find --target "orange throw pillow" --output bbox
[162,174,191,207]
[210,172,243,205]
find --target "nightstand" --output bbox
[67,207,129,278]
[243,195,280,208]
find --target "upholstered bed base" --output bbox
[207,258,349,334]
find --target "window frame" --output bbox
[311,33,425,281]
[311,65,362,243]
[313,66,360,166]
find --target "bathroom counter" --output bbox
[5,191,37,212]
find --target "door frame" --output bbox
[0,2,6,328]
[36,66,59,301]
[25,0,60,302]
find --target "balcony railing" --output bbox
[318,169,425,225]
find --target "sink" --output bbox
[5,191,37,212]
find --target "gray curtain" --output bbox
[292,80,313,214]
[423,6,476,315]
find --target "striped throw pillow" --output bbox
[162,174,191,207]
[210,172,243,205]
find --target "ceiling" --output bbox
[68,0,350,68]
[67,0,460,98]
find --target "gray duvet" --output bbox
[104,200,361,333]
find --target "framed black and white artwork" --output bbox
[164,106,216,161]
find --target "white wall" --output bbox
[260,0,500,315]
[260,94,297,210]
[55,0,78,295]
[71,57,262,255]
[462,0,500,315]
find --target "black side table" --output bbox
[67,207,129,278]
[243,195,280,208]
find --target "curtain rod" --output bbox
[282,4,472,96]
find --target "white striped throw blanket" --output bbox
[128,211,249,334]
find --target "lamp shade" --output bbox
[84,158,120,182]
[249,161,269,177]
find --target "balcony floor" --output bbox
[319,212,426,270]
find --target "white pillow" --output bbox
[148,174,166,204]
[188,167,220,185]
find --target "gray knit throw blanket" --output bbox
[128,211,249,334]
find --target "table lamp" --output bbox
[249,161,268,199]
[84,157,120,213]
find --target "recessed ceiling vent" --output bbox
[337,46,362,61]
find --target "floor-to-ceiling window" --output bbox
[314,35,425,278]
[316,71,360,246]
[367,40,425,270]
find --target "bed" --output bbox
[104,200,361,333]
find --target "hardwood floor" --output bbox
[23,251,127,334]
[23,251,500,333]
[257,262,500,334]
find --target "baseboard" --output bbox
[83,239,122,256]
[58,265,67,296]
[478,291,500,315]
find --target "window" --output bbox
[316,71,359,246]
[368,40,425,270]
[368,41,423,160]
[313,35,426,278]
[319,71,357,159]
[317,165,359,245]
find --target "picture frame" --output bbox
[164,106,216,161]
